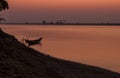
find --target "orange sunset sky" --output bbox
[1,0,120,23]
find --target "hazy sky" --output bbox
[1,0,120,23]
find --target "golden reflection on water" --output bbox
[1,25,120,72]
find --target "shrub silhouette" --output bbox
[0,0,9,11]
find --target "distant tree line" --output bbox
[42,20,66,24]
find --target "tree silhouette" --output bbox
[0,0,9,11]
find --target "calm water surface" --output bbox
[0,25,120,72]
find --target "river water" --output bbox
[0,25,120,72]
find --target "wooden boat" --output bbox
[24,37,43,46]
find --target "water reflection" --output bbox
[1,25,120,72]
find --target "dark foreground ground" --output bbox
[0,28,120,78]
